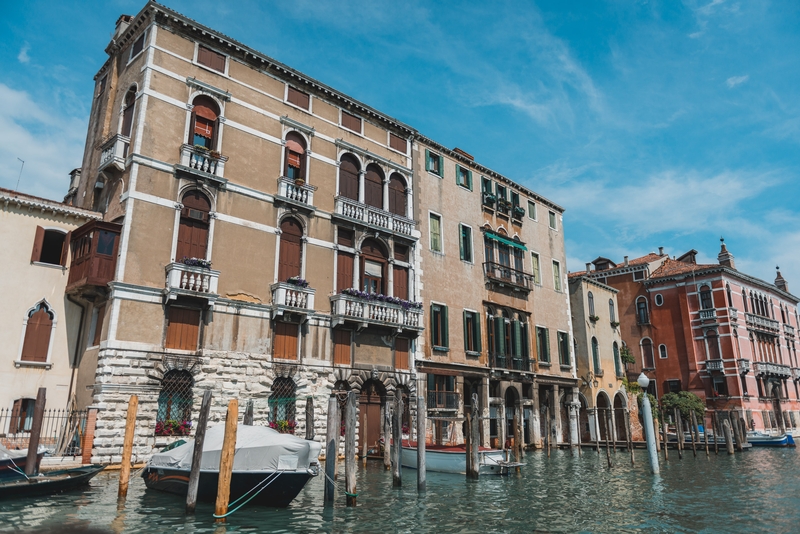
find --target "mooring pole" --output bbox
[186,389,212,514]
[392,393,403,487]
[118,394,138,498]
[674,409,683,460]
[661,410,669,461]
[305,396,314,440]
[345,391,357,507]
[604,409,612,468]
[214,399,238,523]
[640,391,659,474]
[243,399,254,425]
[711,411,719,455]
[688,411,697,458]
[594,409,601,454]
[324,396,339,504]
[361,405,368,467]
[723,419,735,455]
[24,387,46,478]
[417,394,426,492]
[545,406,551,457]
[470,395,480,479]
[702,412,710,457]
[383,403,392,470]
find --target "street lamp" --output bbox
[637,373,660,474]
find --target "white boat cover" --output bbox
[0,444,26,460]
[148,424,322,472]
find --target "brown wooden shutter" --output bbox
[395,338,409,370]
[388,175,406,216]
[10,399,22,433]
[187,111,197,144]
[287,87,310,110]
[333,329,351,365]
[339,157,360,200]
[60,231,71,267]
[365,166,383,208]
[31,226,44,263]
[165,307,201,350]
[177,192,211,261]
[21,307,52,362]
[389,133,407,153]
[274,322,298,360]
[278,218,303,282]
[211,117,220,151]
[393,266,408,300]
[342,111,361,132]
[212,50,226,72]
[337,252,354,291]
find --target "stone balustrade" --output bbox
[334,196,415,237]
[699,308,717,320]
[179,144,227,178]
[165,262,219,303]
[706,359,724,372]
[98,134,130,172]
[277,177,315,207]
[271,282,315,311]
[330,293,423,330]
[785,323,795,337]
[738,358,751,374]
[745,312,780,333]
[753,361,791,378]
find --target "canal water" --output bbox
[1,448,798,533]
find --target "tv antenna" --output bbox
[15,158,25,191]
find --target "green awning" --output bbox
[484,231,527,251]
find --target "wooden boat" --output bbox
[0,465,105,499]
[142,424,321,507]
[0,445,44,481]
[746,431,796,447]
[400,441,519,475]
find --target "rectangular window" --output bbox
[389,133,408,153]
[429,213,442,253]
[558,332,570,366]
[482,177,493,194]
[333,329,351,365]
[197,45,226,73]
[548,210,557,230]
[395,337,409,370]
[96,75,107,97]
[341,110,362,133]
[667,379,681,393]
[165,307,201,351]
[456,165,472,190]
[530,252,541,284]
[129,31,147,61]
[633,270,645,281]
[431,304,449,349]
[536,327,550,363]
[425,150,443,177]
[459,224,472,262]
[552,260,562,292]
[511,191,520,208]
[496,184,507,202]
[274,321,299,360]
[287,86,310,110]
[463,310,481,353]
[528,200,537,220]
[336,252,354,291]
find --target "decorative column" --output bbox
[531,382,542,448]
[569,387,580,449]
[552,384,561,444]
[383,177,390,212]
[352,252,360,290]
[481,376,490,447]
[406,186,413,220]
[387,258,395,297]
[358,170,366,204]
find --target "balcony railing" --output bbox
[334,196,415,237]
[98,134,130,172]
[165,262,220,303]
[729,308,739,321]
[271,282,315,311]
[753,361,791,378]
[745,312,780,334]
[330,293,423,331]
[427,391,460,410]
[483,262,534,292]
[178,144,228,179]
[66,221,122,294]
[793,368,800,380]
[699,308,717,321]
[490,353,531,371]
[738,358,751,374]
[785,323,796,337]
[706,359,724,372]
[276,177,315,208]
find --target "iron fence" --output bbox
[0,408,88,456]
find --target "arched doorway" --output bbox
[614,392,628,443]
[504,386,519,448]
[560,392,571,443]
[596,392,612,441]
[176,190,211,261]
[579,394,591,443]
[359,379,386,457]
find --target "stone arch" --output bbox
[596,390,612,441]
[147,354,202,383]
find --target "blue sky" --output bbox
[2,0,799,287]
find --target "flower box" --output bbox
[155,419,192,436]
[269,419,297,434]
[286,276,309,288]
[181,256,212,269]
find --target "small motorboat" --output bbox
[142,424,321,507]
[0,465,105,499]
[0,445,45,481]
[746,431,796,447]
[400,441,519,475]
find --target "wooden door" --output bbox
[176,191,210,261]
[359,387,383,454]
[165,307,201,350]
[393,266,408,300]
[21,307,52,362]
[278,218,303,282]
[337,252,354,291]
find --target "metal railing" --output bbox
[427,391,460,410]
[0,409,88,456]
[483,261,534,291]
[489,353,531,371]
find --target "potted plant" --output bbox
[155,419,192,436]
[619,346,636,366]
[610,321,620,327]
[482,192,496,206]
[286,276,309,288]
[589,314,600,322]
[181,257,212,269]
[513,205,525,218]
[294,177,306,187]
[269,419,297,434]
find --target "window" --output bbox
[667,379,681,393]
[633,270,645,281]
[431,304,448,349]
[592,337,600,373]
[364,164,384,209]
[659,344,668,359]
[482,177,493,194]
[530,252,541,284]
[395,337,410,369]
[393,265,409,300]
[274,321,299,360]
[613,342,622,377]
[129,31,147,61]
[96,75,107,97]
[496,185,508,213]
[287,86,310,110]
[425,150,443,177]
[456,165,472,190]
[459,224,473,262]
[197,45,226,73]
[463,310,481,353]
[341,110,362,133]
[428,375,456,409]
[360,239,387,294]
[278,217,303,282]
[30,227,68,266]
[641,338,655,369]
[21,301,54,363]
[10,398,36,433]
[552,260,562,292]
[548,211,557,229]
[333,329,351,365]
[176,190,211,261]
[388,174,407,217]
[165,307,201,351]
[700,286,713,310]
[389,133,408,153]
[536,327,550,363]
[636,297,649,325]
[655,294,664,306]
[337,251,354,292]
[511,192,521,211]
[429,213,442,253]
[726,284,733,308]
[705,330,721,361]
[284,132,307,181]
[558,332,570,366]
[588,292,595,316]
[156,370,193,436]
[609,299,616,322]
[712,376,728,397]
[528,200,537,220]
[188,96,220,150]
[269,377,297,423]
[338,154,360,200]
[121,87,136,138]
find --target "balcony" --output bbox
[511,205,526,221]
[333,196,415,238]
[165,262,220,305]
[699,308,717,321]
[98,134,130,172]
[483,262,534,293]
[427,391,460,410]
[176,144,228,184]
[275,177,315,211]
[706,359,724,372]
[753,361,792,378]
[745,312,780,334]
[271,282,315,316]
[489,354,532,372]
[729,308,739,321]
[481,192,496,209]
[793,368,800,380]
[738,358,751,374]
[330,293,423,333]
[66,221,122,295]
[785,323,796,337]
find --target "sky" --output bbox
[1,0,799,287]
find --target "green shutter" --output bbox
[425,149,431,172]
[475,312,482,352]
[463,310,469,351]
[495,318,504,356]
[430,304,438,346]
[513,320,521,358]
[521,323,528,359]
[467,170,473,190]
[437,155,443,177]
[442,305,449,347]
[458,225,465,260]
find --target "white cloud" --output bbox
[726,75,749,88]
[18,43,30,64]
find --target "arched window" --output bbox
[121,87,136,138]
[613,342,622,377]
[588,292,595,317]
[726,284,733,308]
[609,299,615,322]
[176,190,211,261]
[338,154,360,201]
[781,305,787,325]
[278,217,303,282]
[188,96,220,150]
[743,290,748,313]
[361,238,388,294]
[641,338,655,369]
[706,330,721,360]
[659,344,668,359]
[269,377,297,426]
[156,370,193,436]
[636,297,649,325]
[700,285,713,310]
[364,163,384,209]
[21,301,54,363]
[388,173,407,216]
[591,336,600,373]
[283,132,307,181]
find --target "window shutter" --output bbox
[31,226,45,263]
[430,305,438,345]
[60,231,71,267]
[437,155,443,177]
[11,399,22,433]
[212,117,220,150]
[513,320,521,358]
[442,305,449,347]
[545,329,550,361]
[21,307,53,362]
[520,323,528,359]
[463,311,468,351]
[495,318,504,356]
[425,150,431,172]
[188,111,197,144]
[459,226,465,260]
[467,170,473,190]
[475,313,482,352]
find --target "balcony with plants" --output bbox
[330,288,423,332]
[271,276,316,315]
[165,257,220,305]
[177,144,228,183]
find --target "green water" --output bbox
[1,448,798,533]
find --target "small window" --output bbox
[156,370,193,436]
[197,45,226,73]
[129,31,147,61]
[10,398,36,433]
[31,227,68,266]
[426,150,443,177]
[482,177,493,194]
[548,211,557,229]
[287,86,310,110]
[269,377,297,423]
[655,294,664,306]
[92,304,106,347]
[341,110,362,133]
[530,253,541,284]
[431,304,448,349]
[274,322,299,360]
[527,200,537,220]
[659,344,668,359]
[667,379,681,393]
[633,270,645,281]
[636,297,649,325]
[429,213,442,253]
[456,165,472,190]
[459,224,473,262]
[613,342,622,376]
[558,332,570,365]
[463,310,481,353]
[700,286,713,310]
[394,244,409,261]
[712,376,728,396]
[496,184,507,202]
[337,228,354,247]
[591,337,600,373]
[389,133,407,153]
[552,260,562,292]
[96,75,107,97]
[609,299,616,322]
[641,338,655,369]
[21,302,54,363]
[537,327,550,363]
[588,291,595,316]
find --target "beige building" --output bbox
[0,187,100,434]
[415,139,577,449]
[568,274,631,443]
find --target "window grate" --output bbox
[156,370,193,436]
[269,377,297,425]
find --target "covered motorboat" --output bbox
[142,424,322,507]
[0,444,44,481]
[400,440,517,475]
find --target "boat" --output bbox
[142,424,322,507]
[0,445,44,481]
[0,465,105,499]
[746,431,796,447]
[400,441,519,475]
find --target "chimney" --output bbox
[624,256,629,267]
[718,237,736,269]
[585,263,592,273]
[658,246,664,256]
[113,15,132,41]
[775,266,789,293]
